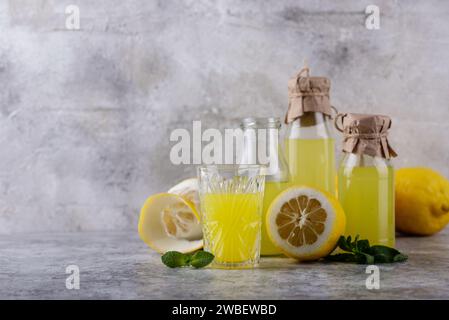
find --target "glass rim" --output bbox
[240,117,281,129]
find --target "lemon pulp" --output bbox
[266,186,345,261]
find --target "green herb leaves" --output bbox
[161,250,214,268]
[325,235,408,264]
[161,251,190,268]
[189,250,215,268]
[161,236,407,267]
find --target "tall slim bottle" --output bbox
[284,67,336,194]
[241,117,290,255]
[336,113,397,247]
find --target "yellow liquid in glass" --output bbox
[261,181,291,255]
[338,166,395,247]
[201,193,261,266]
[285,138,336,194]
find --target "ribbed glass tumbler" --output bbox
[197,165,265,269]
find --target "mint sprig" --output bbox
[325,235,408,264]
[161,250,214,268]
[190,250,215,268]
[161,251,191,268]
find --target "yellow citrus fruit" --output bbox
[396,167,449,236]
[266,186,345,261]
[168,178,200,213]
[138,178,203,253]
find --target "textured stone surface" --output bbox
[0,229,448,299]
[0,1,449,233]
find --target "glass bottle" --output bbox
[241,117,290,256]
[336,113,397,247]
[284,68,336,194]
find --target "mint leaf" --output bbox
[190,251,214,268]
[356,239,370,253]
[373,254,389,263]
[368,246,408,263]
[337,236,352,252]
[161,251,190,268]
[393,253,408,262]
[324,253,357,262]
[367,245,400,258]
[161,250,214,269]
[325,235,408,264]
[358,252,375,264]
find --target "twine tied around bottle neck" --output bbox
[285,67,333,124]
[334,113,397,159]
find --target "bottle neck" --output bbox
[286,112,334,139]
[298,112,330,126]
[241,126,289,181]
[265,127,289,181]
[340,152,392,168]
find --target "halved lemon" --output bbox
[266,186,345,261]
[138,178,203,254]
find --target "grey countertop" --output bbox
[1,229,448,299]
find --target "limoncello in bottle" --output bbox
[284,67,336,194]
[336,113,397,247]
[241,117,290,255]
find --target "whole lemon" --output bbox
[396,167,449,236]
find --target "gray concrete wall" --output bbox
[1,0,448,234]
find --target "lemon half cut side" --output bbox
[266,186,345,261]
[138,178,203,254]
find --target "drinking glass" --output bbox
[197,165,265,269]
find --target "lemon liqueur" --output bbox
[241,117,290,255]
[201,192,261,264]
[336,113,397,247]
[284,67,336,195]
[198,165,265,269]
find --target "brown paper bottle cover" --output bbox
[285,67,333,124]
[335,113,398,159]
